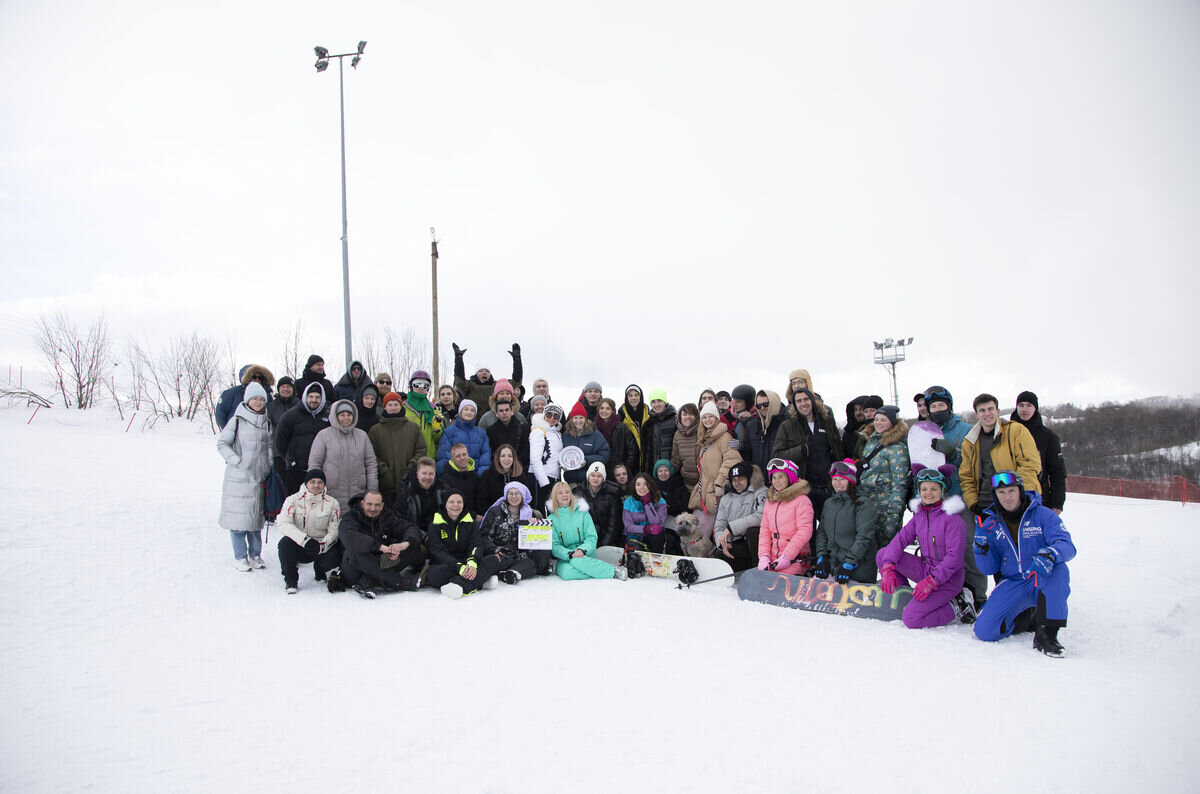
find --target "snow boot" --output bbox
[482,575,499,590]
[1033,625,1065,659]
[622,548,646,579]
[954,587,977,624]
[441,583,465,599]
[233,557,252,572]
[286,585,298,595]
[498,569,522,585]
[613,565,628,581]
[353,583,378,600]
[249,555,266,569]
[674,559,699,586]
[326,568,346,593]
[394,573,421,592]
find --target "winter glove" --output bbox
[758,555,771,571]
[971,503,987,519]
[728,438,741,451]
[774,555,793,570]
[811,556,829,579]
[304,538,320,554]
[452,342,464,357]
[508,342,520,358]
[879,563,901,594]
[836,561,856,584]
[973,529,991,556]
[1026,546,1057,586]
[912,575,938,602]
[932,438,956,457]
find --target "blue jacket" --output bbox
[974,491,1076,582]
[436,417,492,476]
[933,413,971,496]
[560,428,610,484]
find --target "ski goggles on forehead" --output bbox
[829,460,855,478]
[916,469,946,485]
[766,458,797,474]
[991,471,1023,489]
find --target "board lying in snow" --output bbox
[738,568,912,621]
[594,545,735,586]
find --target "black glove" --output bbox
[835,561,856,584]
[811,556,829,579]
[932,438,956,456]
[304,538,320,553]
[452,342,464,357]
[971,503,986,519]
[508,342,520,357]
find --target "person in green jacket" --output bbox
[402,370,444,456]
[548,482,627,581]
[368,392,426,507]
[811,459,879,584]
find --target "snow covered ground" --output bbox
[2,405,1198,793]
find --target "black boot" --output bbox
[1033,625,1065,659]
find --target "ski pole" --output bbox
[676,571,737,589]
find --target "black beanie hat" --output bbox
[864,395,884,410]
[278,375,295,388]
[306,354,324,368]
[729,462,749,480]
[1016,390,1039,410]
[876,405,900,425]
[715,390,731,400]
[305,468,326,484]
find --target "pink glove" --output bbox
[912,575,938,602]
[879,563,901,594]
[758,555,771,571]
[775,556,792,570]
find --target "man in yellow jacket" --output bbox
[959,393,1042,518]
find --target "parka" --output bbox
[276,483,341,552]
[437,415,492,475]
[671,417,701,490]
[759,480,814,576]
[771,390,843,487]
[216,399,272,532]
[273,382,331,476]
[528,413,563,487]
[334,360,368,401]
[641,404,677,474]
[308,399,379,511]
[713,483,766,541]
[1010,409,1067,511]
[815,490,878,577]
[877,496,968,591]
[368,411,426,496]
[689,420,743,514]
[573,481,624,547]
[859,418,911,545]
[561,422,611,485]
[738,390,788,475]
[215,364,275,429]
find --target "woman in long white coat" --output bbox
[217,381,272,571]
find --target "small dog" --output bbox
[674,512,715,558]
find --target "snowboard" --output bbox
[908,420,945,472]
[594,545,735,586]
[737,568,912,621]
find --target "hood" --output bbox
[784,369,813,402]
[329,399,359,433]
[489,481,533,517]
[649,403,677,424]
[759,389,784,426]
[768,479,812,502]
[447,457,477,474]
[241,364,275,387]
[1010,408,1045,430]
[787,387,828,421]
[845,396,867,426]
[404,466,438,492]
[303,382,327,416]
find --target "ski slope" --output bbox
[2,406,1197,793]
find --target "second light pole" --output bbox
[314,40,366,368]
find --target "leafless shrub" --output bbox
[33,311,114,409]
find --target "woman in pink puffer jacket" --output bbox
[758,459,814,576]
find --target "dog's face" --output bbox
[674,513,699,537]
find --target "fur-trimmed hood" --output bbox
[241,364,275,387]
[907,494,965,515]
[868,418,909,448]
[768,478,812,502]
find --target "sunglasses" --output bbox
[991,471,1022,488]
[755,402,770,410]
[376,379,392,385]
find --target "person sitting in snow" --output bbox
[331,489,423,597]
[876,466,975,628]
[972,471,1076,658]
[276,469,342,594]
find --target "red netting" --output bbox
[1067,475,1200,504]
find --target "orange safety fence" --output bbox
[1066,474,1200,505]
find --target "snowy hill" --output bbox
[2,407,1198,793]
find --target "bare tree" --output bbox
[33,311,113,409]
[355,329,382,378]
[280,320,308,380]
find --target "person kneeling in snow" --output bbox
[972,471,1076,658]
[876,467,975,629]
[333,490,424,597]
[276,469,342,595]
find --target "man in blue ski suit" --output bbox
[972,470,1076,658]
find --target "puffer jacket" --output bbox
[334,360,367,401]
[428,509,484,567]
[266,391,296,434]
[479,466,537,511]
[759,480,814,575]
[738,390,787,474]
[294,363,335,407]
[877,496,968,591]
[975,491,1076,581]
[277,484,341,552]
[713,485,766,541]
[671,419,700,489]
[1010,409,1067,511]
[561,424,611,484]
[816,490,878,577]
[368,411,426,496]
[338,495,423,556]
[641,405,677,474]
[690,421,743,514]
[959,418,1042,509]
[216,400,272,531]
[771,392,843,486]
[273,383,331,474]
[308,400,379,511]
[573,482,624,546]
[437,415,492,475]
[859,419,911,544]
[618,387,650,455]
[479,481,537,553]
[528,413,563,487]
[931,412,972,496]
[549,504,598,560]
[397,467,445,529]
[606,422,641,481]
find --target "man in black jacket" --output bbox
[1011,391,1067,514]
[294,354,336,405]
[266,376,296,431]
[485,399,530,469]
[398,458,445,528]
[274,383,331,494]
[334,491,424,596]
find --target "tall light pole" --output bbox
[872,337,914,407]
[430,227,440,387]
[313,40,366,369]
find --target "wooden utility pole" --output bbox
[430,227,440,387]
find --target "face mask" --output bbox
[929,409,952,425]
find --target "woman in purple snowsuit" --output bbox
[876,466,971,629]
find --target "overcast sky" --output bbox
[2,0,1198,415]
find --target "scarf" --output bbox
[594,413,620,443]
[405,391,435,421]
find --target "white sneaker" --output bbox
[249,555,266,569]
[482,575,499,590]
[233,557,251,572]
[286,585,298,595]
[441,583,464,599]
[613,565,629,581]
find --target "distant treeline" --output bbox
[1038,398,1200,482]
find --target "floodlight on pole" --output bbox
[311,41,367,368]
[872,336,914,407]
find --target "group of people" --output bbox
[215,344,1075,657]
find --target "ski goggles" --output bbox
[829,460,855,478]
[990,471,1023,489]
[915,468,948,488]
[766,458,799,477]
[923,385,952,405]
[410,379,431,390]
